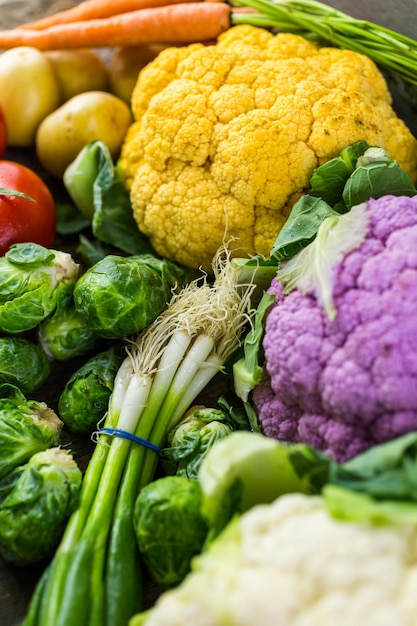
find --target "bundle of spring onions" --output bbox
[1,0,417,88]
[23,248,259,626]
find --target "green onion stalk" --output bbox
[24,247,259,626]
[231,0,417,85]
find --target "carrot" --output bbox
[0,2,231,50]
[19,0,205,30]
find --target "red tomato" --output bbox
[0,107,7,158]
[0,161,56,256]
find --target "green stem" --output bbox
[54,538,96,626]
[101,331,194,625]
[105,448,144,626]
[231,0,417,84]
[139,337,221,490]
[35,372,151,626]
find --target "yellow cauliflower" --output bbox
[119,25,417,271]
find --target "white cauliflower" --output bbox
[133,493,417,626]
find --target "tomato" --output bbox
[0,161,56,256]
[0,107,7,158]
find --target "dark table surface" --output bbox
[1,1,417,625]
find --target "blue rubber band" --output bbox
[99,427,160,453]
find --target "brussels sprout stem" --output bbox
[25,248,259,626]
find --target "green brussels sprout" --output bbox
[73,254,185,339]
[38,295,104,361]
[58,345,125,434]
[134,476,208,588]
[0,243,79,334]
[0,336,51,394]
[161,406,235,479]
[0,447,82,565]
[0,384,63,480]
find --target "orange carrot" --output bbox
[19,0,205,30]
[0,2,231,50]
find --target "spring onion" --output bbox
[24,247,259,626]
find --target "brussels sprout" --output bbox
[134,476,208,588]
[0,336,51,394]
[0,384,63,480]
[38,295,104,361]
[73,254,185,339]
[0,242,79,334]
[58,345,125,434]
[161,406,235,480]
[0,447,82,565]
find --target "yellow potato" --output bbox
[36,91,133,179]
[0,47,61,147]
[109,44,169,104]
[45,49,109,103]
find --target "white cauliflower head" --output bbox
[137,493,417,626]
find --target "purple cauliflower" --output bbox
[253,194,417,462]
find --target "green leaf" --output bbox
[5,243,55,266]
[64,140,156,256]
[324,484,417,526]
[199,431,330,539]
[277,203,370,319]
[270,195,338,260]
[331,432,417,500]
[310,139,369,206]
[233,290,274,402]
[0,188,35,202]
[56,202,90,236]
[76,234,111,268]
[343,159,417,209]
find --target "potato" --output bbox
[109,44,169,104]
[36,91,132,179]
[45,49,109,103]
[0,47,60,147]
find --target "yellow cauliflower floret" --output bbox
[119,25,417,271]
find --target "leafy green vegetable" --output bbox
[232,290,275,403]
[272,142,416,260]
[198,430,417,540]
[55,202,90,236]
[0,243,79,334]
[0,336,51,395]
[73,253,186,339]
[161,406,236,479]
[330,432,417,501]
[64,140,156,256]
[58,346,125,434]
[324,485,417,526]
[38,295,104,361]
[276,203,371,319]
[342,147,417,209]
[76,233,111,268]
[228,254,279,307]
[198,431,330,539]
[0,448,82,565]
[270,196,338,260]
[133,476,208,587]
[0,384,63,480]
[309,140,369,207]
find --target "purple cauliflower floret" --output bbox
[253,194,417,462]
